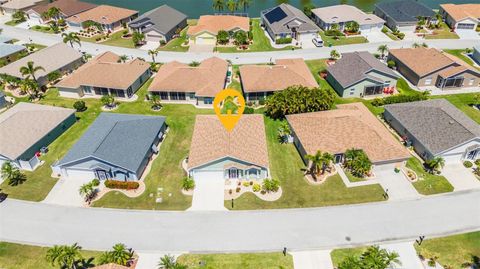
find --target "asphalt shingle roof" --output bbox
[129,5,187,35]
[375,0,435,23]
[262,3,319,35]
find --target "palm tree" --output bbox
[1,161,16,181]
[277,121,291,143]
[46,243,83,269]
[212,0,225,12]
[305,150,323,177]
[82,53,92,62]
[226,0,237,13]
[132,31,145,45]
[78,183,93,202]
[329,49,340,60]
[150,94,162,110]
[46,245,64,267]
[43,6,61,21]
[118,55,129,63]
[108,243,134,266]
[377,44,388,59]
[62,32,81,48]
[320,152,334,174]
[19,61,45,83]
[158,254,176,269]
[426,156,445,173]
[237,0,251,12]
[148,49,158,63]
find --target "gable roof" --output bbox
[67,4,137,25]
[385,99,480,155]
[128,5,187,35]
[328,51,398,88]
[312,5,384,26]
[0,102,75,160]
[188,115,269,170]
[375,0,435,23]
[440,4,480,23]
[187,15,249,36]
[148,57,228,97]
[56,113,166,172]
[262,3,319,35]
[287,103,411,164]
[240,58,318,93]
[30,0,97,18]
[55,51,149,90]
[0,43,25,58]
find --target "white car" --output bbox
[312,36,324,47]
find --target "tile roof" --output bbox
[128,5,187,35]
[55,51,150,90]
[262,3,319,35]
[385,99,480,155]
[30,0,97,18]
[187,15,249,36]
[1,0,42,10]
[0,102,75,160]
[67,4,137,25]
[148,57,228,97]
[0,43,25,58]
[239,58,318,93]
[286,103,411,164]
[57,113,166,172]
[375,0,435,23]
[312,5,384,26]
[188,114,269,170]
[328,51,398,88]
[440,4,480,23]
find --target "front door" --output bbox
[228,168,238,179]
[334,154,343,164]
[96,170,108,181]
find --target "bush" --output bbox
[387,60,396,68]
[242,181,250,187]
[262,178,280,193]
[182,177,195,191]
[91,178,100,186]
[275,37,292,44]
[381,26,388,33]
[252,183,261,192]
[73,100,86,112]
[463,161,473,168]
[344,148,372,178]
[370,93,429,107]
[104,180,139,190]
[475,159,480,166]
[244,106,254,114]
[258,99,266,106]
[324,29,343,37]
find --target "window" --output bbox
[364,85,383,95]
[349,89,355,95]
[204,97,213,104]
[457,23,475,30]
[469,78,475,86]
[94,87,109,95]
[82,86,92,94]
[159,92,169,100]
[425,78,432,85]
[443,76,464,88]
[170,92,186,100]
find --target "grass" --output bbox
[330,246,368,267]
[177,253,294,269]
[30,25,55,34]
[396,78,419,96]
[415,231,480,269]
[432,93,480,124]
[157,29,189,52]
[444,49,480,71]
[406,157,454,195]
[80,30,135,48]
[0,242,103,269]
[5,20,23,26]
[319,31,368,47]
[425,23,459,40]
[345,171,367,182]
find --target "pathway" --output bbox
[291,250,333,269]
[380,241,424,269]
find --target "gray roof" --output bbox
[0,43,24,59]
[385,99,480,155]
[261,3,319,35]
[128,5,187,35]
[57,113,166,173]
[327,51,398,88]
[375,0,435,24]
[0,35,14,43]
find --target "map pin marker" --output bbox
[213,88,245,132]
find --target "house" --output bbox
[311,5,385,33]
[0,42,83,86]
[66,5,138,32]
[187,114,270,181]
[374,0,435,32]
[0,37,25,64]
[53,113,167,181]
[148,57,228,107]
[26,0,97,25]
[473,45,480,64]
[239,58,318,102]
[0,102,76,171]
[128,5,187,43]
[261,3,319,44]
[286,103,410,166]
[384,99,480,163]
[187,15,250,45]
[326,51,399,98]
[440,4,480,34]
[1,0,46,15]
[387,47,480,90]
[55,51,151,99]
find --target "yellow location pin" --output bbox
[213,89,245,132]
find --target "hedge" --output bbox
[275,37,292,44]
[105,180,139,190]
[371,93,428,107]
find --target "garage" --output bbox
[63,168,96,181]
[195,36,216,45]
[189,170,226,211]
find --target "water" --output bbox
[82,0,476,18]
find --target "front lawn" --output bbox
[406,157,454,195]
[345,171,367,182]
[425,23,459,40]
[319,31,368,47]
[330,246,368,267]
[177,253,294,269]
[158,27,189,52]
[5,20,23,26]
[81,30,135,48]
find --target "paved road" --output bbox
[1,190,479,253]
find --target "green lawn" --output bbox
[0,242,103,269]
[396,78,418,96]
[330,246,368,267]
[30,25,55,34]
[81,30,135,48]
[433,93,480,124]
[345,171,367,182]
[406,157,454,195]
[444,49,480,70]
[4,20,23,26]
[319,31,368,47]
[415,231,480,269]
[157,29,189,52]
[176,253,293,269]
[425,23,459,40]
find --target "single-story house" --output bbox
[0,41,25,64]
[0,42,84,86]
[53,113,167,181]
[473,45,480,64]
[326,51,399,98]
[286,102,411,166]
[239,58,318,102]
[26,0,97,25]
[387,47,480,90]
[0,102,76,171]
[187,114,270,181]
[56,51,151,99]
[128,5,187,43]
[312,5,385,33]
[66,5,138,32]
[1,0,46,15]
[148,57,228,107]
[187,15,250,45]
[440,4,480,34]
[374,0,436,32]
[261,3,319,44]
[384,99,480,163]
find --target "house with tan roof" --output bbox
[187,114,270,182]
[387,47,480,90]
[26,0,97,24]
[56,51,151,99]
[66,4,138,32]
[440,4,480,34]
[239,58,318,102]
[286,103,411,166]
[187,15,250,45]
[0,102,76,171]
[148,57,228,107]
[1,0,46,15]
[312,5,385,33]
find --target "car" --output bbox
[312,36,324,47]
[0,192,7,203]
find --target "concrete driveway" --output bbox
[291,250,333,269]
[442,163,480,191]
[363,31,391,43]
[43,177,92,207]
[374,164,421,201]
[189,172,226,211]
[380,241,423,269]
[188,44,214,53]
[456,30,479,40]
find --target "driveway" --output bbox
[139,41,159,51]
[189,172,226,211]
[43,177,92,207]
[188,44,214,53]
[456,30,479,40]
[380,241,423,269]
[442,163,480,191]
[374,164,421,201]
[363,31,391,43]
[291,250,333,269]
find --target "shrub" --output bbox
[387,60,396,68]
[182,177,195,191]
[236,187,241,193]
[91,178,100,186]
[217,30,229,45]
[252,183,261,192]
[262,178,280,193]
[104,180,139,190]
[258,99,266,106]
[242,181,250,187]
[381,26,388,33]
[244,106,254,114]
[275,37,292,44]
[344,148,372,178]
[463,161,473,168]
[370,93,429,107]
[324,29,343,37]
[475,159,480,166]
[73,100,86,112]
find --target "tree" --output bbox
[262,178,280,192]
[132,31,145,46]
[118,55,129,63]
[426,156,445,173]
[305,151,323,176]
[45,243,83,269]
[47,71,61,84]
[226,0,237,13]
[212,0,224,12]
[99,243,134,266]
[20,61,45,83]
[233,30,248,45]
[330,49,341,60]
[82,53,92,62]
[377,44,388,59]
[344,148,372,178]
[73,100,86,112]
[277,120,291,143]
[182,177,195,191]
[62,32,81,48]
[100,95,115,108]
[150,94,162,110]
[345,21,360,33]
[217,30,230,44]
[12,10,26,23]
[303,3,316,17]
[158,254,177,269]
[43,6,61,21]
[338,245,401,269]
[148,49,158,63]
[48,20,60,33]
[19,79,40,100]
[78,182,94,202]
[1,161,16,181]
[237,0,251,12]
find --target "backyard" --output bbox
[177,252,293,269]
[406,157,454,195]
[444,49,480,71]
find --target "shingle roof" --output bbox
[148,57,228,97]
[385,99,480,155]
[188,115,269,170]
[0,102,75,160]
[312,5,384,26]
[0,35,15,43]
[1,0,42,10]
[328,51,398,88]
[30,0,97,18]
[240,58,318,93]
[67,5,137,25]
[187,15,249,36]
[57,113,166,172]
[440,4,480,23]
[0,43,25,58]
[128,5,187,35]
[262,3,319,35]
[287,103,411,164]
[375,0,435,23]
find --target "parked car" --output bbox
[312,36,324,47]
[0,191,7,203]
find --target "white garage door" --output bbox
[189,171,226,211]
[441,153,462,164]
[65,169,96,180]
[196,37,216,45]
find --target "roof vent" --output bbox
[449,120,455,124]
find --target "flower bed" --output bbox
[105,180,139,190]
